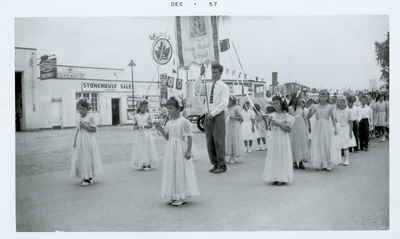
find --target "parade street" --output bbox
[16,126,389,231]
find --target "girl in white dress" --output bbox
[262,96,295,186]
[254,104,268,151]
[71,99,103,186]
[307,90,339,171]
[288,97,310,169]
[241,101,257,153]
[131,100,158,170]
[334,96,356,166]
[225,96,244,164]
[374,94,388,142]
[181,99,198,161]
[155,97,200,207]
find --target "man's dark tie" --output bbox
[210,81,217,104]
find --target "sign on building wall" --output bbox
[81,82,133,91]
[39,55,57,79]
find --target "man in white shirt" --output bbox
[194,63,230,173]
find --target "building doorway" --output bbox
[111,98,120,125]
[15,72,23,131]
[51,98,63,129]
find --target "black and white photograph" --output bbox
[14,14,390,232]
[3,0,400,237]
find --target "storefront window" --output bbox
[75,92,98,112]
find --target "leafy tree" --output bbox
[374,32,389,90]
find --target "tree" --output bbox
[374,32,389,90]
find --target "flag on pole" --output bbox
[220,38,230,52]
[175,16,220,67]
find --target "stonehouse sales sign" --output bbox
[81,82,133,91]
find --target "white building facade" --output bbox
[15,47,163,130]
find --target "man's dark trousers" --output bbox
[350,121,359,152]
[205,112,226,169]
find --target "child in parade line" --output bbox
[254,104,268,151]
[264,104,276,150]
[347,96,360,153]
[241,101,257,153]
[307,90,339,171]
[288,96,310,169]
[359,95,373,151]
[305,98,315,146]
[71,99,103,186]
[374,94,388,142]
[155,97,199,207]
[181,98,198,161]
[131,100,158,170]
[225,96,244,164]
[334,96,356,166]
[384,94,389,140]
[366,95,376,140]
[262,96,295,186]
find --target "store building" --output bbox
[15,47,162,131]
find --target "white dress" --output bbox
[289,107,310,163]
[310,105,341,169]
[131,113,158,169]
[71,113,103,179]
[262,112,295,183]
[334,108,357,149]
[225,105,244,159]
[161,117,200,201]
[241,110,257,141]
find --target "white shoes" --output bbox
[342,157,350,166]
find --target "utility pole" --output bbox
[128,59,136,127]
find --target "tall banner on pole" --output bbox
[175,16,220,67]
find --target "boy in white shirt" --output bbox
[358,95,373,151]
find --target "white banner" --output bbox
[175,16,220,67]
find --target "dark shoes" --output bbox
[293,162,299,169]
[209,166,218,173]
[272,181,287,186]
[298,161,306,170]
[210,165,227,174]
[293,162,305,170]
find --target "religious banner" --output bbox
[175,78,183,90]
[175,16,220,67]
[160,77,168,104]
[167,76,175,88]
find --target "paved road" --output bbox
[16,126,389,231]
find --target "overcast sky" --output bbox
[15,16,388,89]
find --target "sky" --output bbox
[15,16,388,90]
